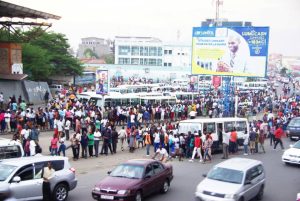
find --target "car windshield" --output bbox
[293,141,300,149]
[110,164,144,179]
[0,164,17,181]
[289,119,300,127]
[207,167,244,184]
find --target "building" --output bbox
[114,36,163,66]
[163,42,191,67]
[77,37,112,59]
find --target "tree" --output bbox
[0,27,83,80]
[102,54,115,64]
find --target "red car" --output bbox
[92,159,173,201]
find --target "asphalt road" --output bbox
[67,138,300,201]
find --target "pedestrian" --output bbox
[87,129,94,157]
[111,127,118,153]
[29,139,37,156]
[50,134,58,156]
[243,131,249,155]
[203,133,213,163]
[4,110,11,133]
[144,130,151,156]
[80,131,88,158]
[229,128,237,154]
[222,131,230,159]
[94,128,101,157]
[258,129,266,153]
[71,133,80,161]
[274,125,285,150]
[118,126,126,151]
[189,131,203,162]
[58,133,66,157]
[249,128,257,154]
[64,117,71,140]
[42,162,55,201]
[0,92,3,109]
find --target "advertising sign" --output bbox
[191,26,269,77]
[188,75,198,92]
[96,69,108,94]
[212,76,221,89]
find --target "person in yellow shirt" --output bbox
[144,131,151,156]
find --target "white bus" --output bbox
[140,95,177,106]
[89,92,140,108]
[112,84,160,94]
[178,117,249,152]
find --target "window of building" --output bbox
[157,59,162,66]
[164,50,168,55]
[168,63,172,67]
[118,46,130,55]
[149,47,157,56]
[158,47,162,56]
[131,58,139,65]
[131,46,139,56]
[118,58,125,64]
[140,46,144,56]
[178,52,180,55]
[143,47,149,56]
[144,58,148,65]
[168,50,172,55]
[149,59,156,66]
[124,58,130,64]
[164,63,168,67]
[140,59,144,65]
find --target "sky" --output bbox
[4,0,300,56]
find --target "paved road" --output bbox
[66,138,300,201]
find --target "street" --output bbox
[64,138,300,201]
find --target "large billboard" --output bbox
[191,26,269,77]
[96,69,109,94]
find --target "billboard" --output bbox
[191,26,269,77]
[96,69,109,94]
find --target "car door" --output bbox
[10,164,41,200]
[243,165,263,201]
[142,164,155,196]
[33,162,47,198]
[152,162,165,192]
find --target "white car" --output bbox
[282,140,300,165]
[195,158,265,201]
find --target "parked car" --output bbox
[92,159,173,201]
[0,138,24,160]
[286,117,300,140]
[0,156,77,201]
[195,158,265,201]
[282,140,300,165]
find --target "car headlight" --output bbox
[93,187,101,192]
[117,190,130,195]
[224,194,238,199]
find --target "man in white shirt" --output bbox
[152,145,169,163]
[222,129,230,159]
[0,92,3,109]
[64,118,71,140]
[189,110,197,119]
[4,110,11,132]
[42,162,55,201]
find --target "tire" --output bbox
[53,183,69,201]
[135,191,143,201]
[161,180,170,194]
[256,186,264,200]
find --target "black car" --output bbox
[286,117,300,140]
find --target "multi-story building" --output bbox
[163,42,191,67]
[77,37,112,59]
[114,36,163,66]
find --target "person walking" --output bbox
[203,133,213,163]
[64,117,71,140]
[144,130,151,156]
[222,131,230,159]
[111,127,118,153]
[189,131,203,162]
[274,125,285,150]
[50,134,58,156]
[243,132,249,155]
[229,128,237,154]
[249,128,257,154]
[118,126,126,151]
[94,128,101,157]
[80,131,88,158]
[42,162,55,201]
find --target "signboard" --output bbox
[188,75,198,92]
[96,70,108,94]
[191,26,269,77]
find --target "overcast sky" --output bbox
[5,0,300,56]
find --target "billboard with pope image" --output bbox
[191,26,269,77]
[96,69,109,95]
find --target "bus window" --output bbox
[236,121,247,133]
[224,122,234,133]
[203,123,216,134]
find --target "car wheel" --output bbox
[53,183,69,201]
[161,180,170,193]
[256,186,264,200]
[135,191,143,201]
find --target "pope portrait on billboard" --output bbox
[96,70,108,95]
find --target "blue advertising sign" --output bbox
[191,26,269,77]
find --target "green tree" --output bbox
[0,27,83,80]
[102,54,114,64]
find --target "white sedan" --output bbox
[282,140,300,165]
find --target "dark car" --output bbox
[92,159,173,201]
[286,117,300,140]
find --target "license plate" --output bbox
[101,195,114,200]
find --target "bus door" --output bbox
[217,123,223,147]
[236,121,248,146]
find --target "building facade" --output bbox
[163,43,191,67]
[77,37,112,59]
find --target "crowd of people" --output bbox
[0,80,298,163]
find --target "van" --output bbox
[195,158,265,201]
[0,139,24,160]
